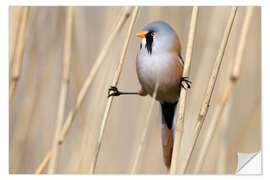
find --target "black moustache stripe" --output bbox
[145,31,154,54]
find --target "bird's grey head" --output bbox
[136,21,179,55]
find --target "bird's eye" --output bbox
[151,32,155,36]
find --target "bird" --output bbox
[108,21,191,169]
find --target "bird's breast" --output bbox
[136,51,182,102]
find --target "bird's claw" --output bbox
[108,86,121,98]
[180,77,192,89]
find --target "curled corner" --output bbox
[236,151,262,174]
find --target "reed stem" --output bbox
[58,7,134,144]
[88,6,140,174]
[34,7,133,174]
[178,6,238,173]
[193,7,254,173]
[169,6,199,174]
[47,7,74,174]
[9,7,29,106]
[130,82,159,174]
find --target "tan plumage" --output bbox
[162,123,174,169]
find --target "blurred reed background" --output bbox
[9,6,261,174]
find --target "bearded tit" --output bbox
[108,21,191,169]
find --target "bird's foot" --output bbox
[108,86,121,98]
[180,77,191,89]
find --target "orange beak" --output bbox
[136,32,146,38]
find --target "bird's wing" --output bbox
[178,52,184,68]
[176,54,184,85]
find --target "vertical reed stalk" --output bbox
[34,7,133,174]
[9,6,29,105]
[130,82,159,174]
[88,6,140,174]
[169,6,199,174]
[77,8,116,173]
[193,7,254,173]
[58,7,134,143]
[47,7,74,174]
[9,7,22,81]
[178,7,238,173]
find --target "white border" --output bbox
[8,0,261,6]
[0,0,9,177]
[1,0,269,179]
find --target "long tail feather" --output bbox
[160,101,178,169]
